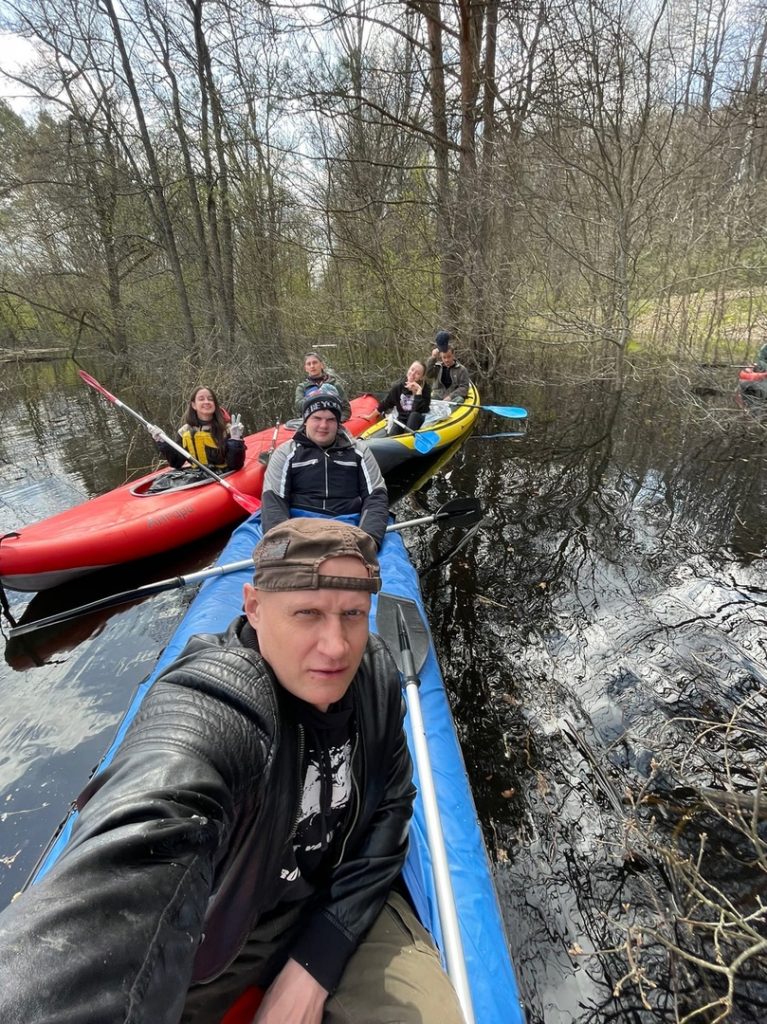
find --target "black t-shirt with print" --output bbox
[275,689,355,904]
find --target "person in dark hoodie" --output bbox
[262,392,389,548]
[371,359,431,435]
[0,519,464,1024]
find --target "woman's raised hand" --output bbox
[229,413,245,440]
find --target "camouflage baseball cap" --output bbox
[253,518,381,593]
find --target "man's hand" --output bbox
[229,413,245,440]
[253,958,328,1024]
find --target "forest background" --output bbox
[1,0,766,398]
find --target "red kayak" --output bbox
[736,367,767,408]
[0,396,379,592]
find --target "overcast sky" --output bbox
[0,32,38,115]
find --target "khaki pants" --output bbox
[182,891,465,1024]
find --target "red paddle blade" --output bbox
[78,369,118,404]
[220,986,263,1024]
[227,485,261,515]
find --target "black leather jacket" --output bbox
[0,619,414,1024]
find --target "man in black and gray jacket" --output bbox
[262,392,389,548]
[0,519,464,1024]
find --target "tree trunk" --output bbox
[142,0,219,340]
[100,0,198,355]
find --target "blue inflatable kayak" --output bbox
[34,512,523,1023]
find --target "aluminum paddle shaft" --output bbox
[395,605,475,1024]
[10,499,484,638]
[460,402,527,419]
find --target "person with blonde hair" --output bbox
[373,359,431,435]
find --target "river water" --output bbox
[0,359,765,1022]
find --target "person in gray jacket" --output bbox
[0,519,464,1024]
[262,392,389,548]
[754,341,767,372]
[425,341,471,403]
[294,351,352,420]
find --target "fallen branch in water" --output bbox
[695,786,767,818]
[599,695,767,1021]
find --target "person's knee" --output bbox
[325,892,464,1023]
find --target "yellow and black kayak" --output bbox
[361,384,481,473]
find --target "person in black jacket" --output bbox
[262,392,389,548]
[373,359,431,435]
[0,519,464,1024]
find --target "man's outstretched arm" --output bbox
[356,444,389,548]
[261,444,293,534]
[0,649,270,1024]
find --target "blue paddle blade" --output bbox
[414,430,441,453]
[482,404,528,419]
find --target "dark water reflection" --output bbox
[1,361,766,1022]
[407,381,767,1022]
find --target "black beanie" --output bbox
[302,392,343,423]
[435,330,451,352]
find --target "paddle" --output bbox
[257,420,281,465]
[385,496,482,533]
[9,498,483,638]
[458,402,528,419]
[468,431,527,440]
[390,419,441,453]
[78,370,260,515]
[701,362,756,369]
[376,593,475,1024]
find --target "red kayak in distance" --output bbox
[736,367,767,409]
[0,396,380,592]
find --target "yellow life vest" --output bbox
[178,424,226,468]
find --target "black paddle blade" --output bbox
[375,593,431,676]
[422,521,484,578]
[433,496,483,528]
[8,577,179,639]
